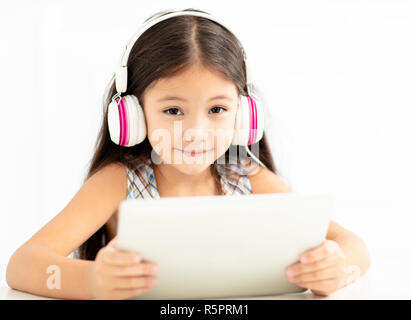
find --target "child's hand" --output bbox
[87,236,158,299]
[285,240,360,297]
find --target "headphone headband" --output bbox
[115,8,253,94]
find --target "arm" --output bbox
[6,162,128,299]
[325,220,371,278]
[6,244,94,299]
[248,166,293,194]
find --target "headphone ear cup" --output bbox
[231,93,265,146]
[232,94,250,146]
[107,95,147,146]
[125,95,147,146]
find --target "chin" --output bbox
[173,164,210,176]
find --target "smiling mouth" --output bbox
[176,148,214,157]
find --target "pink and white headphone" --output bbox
[107,8,266,167]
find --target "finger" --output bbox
[294,278,340,295]
[286,254,340,277]
[112,275,157,290]
[291,265,344,283]
[299,240,339,264]
[112,286,152,300]
[102,248,142,266]
[111,262,158,277]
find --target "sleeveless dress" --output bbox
[126,157,256,199]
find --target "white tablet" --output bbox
[117,193,334,299]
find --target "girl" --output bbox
[6,8,370,300]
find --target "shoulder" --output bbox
[93,161,128,181]
[248,166,293,194]
[90,162,128,198]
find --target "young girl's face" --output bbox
[142,62,239,175]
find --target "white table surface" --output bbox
[1,259,410,300]
[0,284,357,300]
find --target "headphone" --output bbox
[107,8,266,168]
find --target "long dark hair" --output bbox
[74,8,278,261]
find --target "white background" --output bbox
[0,0,410,293]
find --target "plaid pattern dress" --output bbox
[126,157,255,199]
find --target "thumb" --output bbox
[106,236,118,249]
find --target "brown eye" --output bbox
[209,106,226,114]
[164,108,183,115]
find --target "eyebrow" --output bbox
[156,95,233,103]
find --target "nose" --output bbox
[182,114,210,143]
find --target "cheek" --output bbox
[146,121,173,160]
[145,113,175,148]
[146,113,168,137]
[210,116,236,151]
